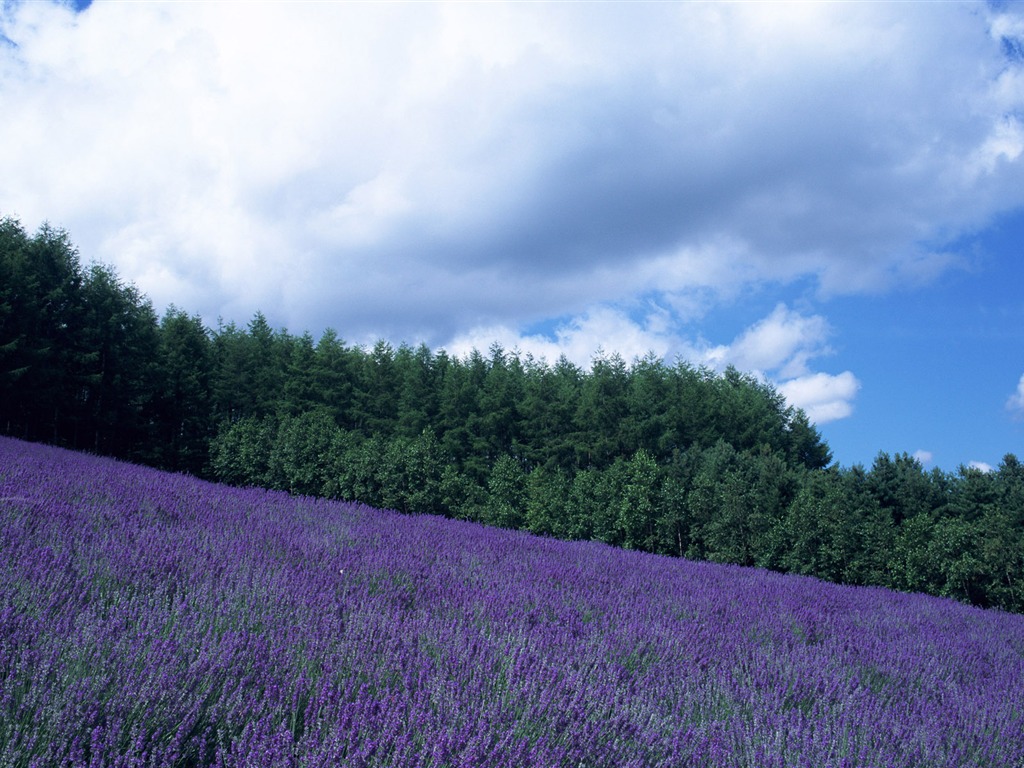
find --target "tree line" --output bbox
[2,216,1022,612]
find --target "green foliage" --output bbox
[574,351,630,468]
[439,464,487,522]
[379,430,449,516]
[617,449,659,550]
[838,467,893,587]
[867,452,944,525]
[525,465,570,537]
[209,416,275,488]
[269,410,345,497]
[564,469,598,541]
[681,442,793,567]
[886,513,937,595]
[78,263,162,456]
[484,454,527,529]
[154,307,213,474]
[779,469,858,583]
[572,465,622,545]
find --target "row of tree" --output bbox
[2,216,1022,612]
[1,217,830,477]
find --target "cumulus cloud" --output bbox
[702,305,832,380]
[1,1,1023,347]
[698,305,860,424]
[1007,374,1024,419]
[913,450,934,466]
[446,306,680,369]
[968,461,995,473]
[448,302,860,424]
[775,372,861,425]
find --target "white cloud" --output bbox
[913,449,934,466]
[693,305,861,424]
[968,461,995,474]
[776,372,861,425]
[448,302,860,424]
[446,306,678,369]
[1007,374,1024,419]
[702,304,832,380]
[1,2,1023,345]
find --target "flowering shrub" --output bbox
[1,436,1022,767]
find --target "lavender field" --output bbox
[1,437,1023,767]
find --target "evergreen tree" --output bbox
[867,452,943,525]
[0,217,32,435]
[395,343,439,438]
[282,332,319,417]
[624,354,672,457]
[154,307,212,474]
[78,263,161,458]
[312,329,355,426]
[211,320,251,423]
[12,223,90,444]
[245,311,288,418]
[475,344,523,462]
[574,351,629,468]
[353,340,399,436]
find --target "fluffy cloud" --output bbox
[968,461,995,474]
[446,306,680,369]
[701,305,860,424]
[2,2,1023,346]
[449,302,859,424]
[775,373,861,425]
[1007,374,1024,419]
[913,450,934,466]
[702,305,832,380]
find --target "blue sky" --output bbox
[1,1,1022,471]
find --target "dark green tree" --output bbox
[154,307,212,474]
[78,263,161,458]
[395,343,440,438]
[996,454,1024,528]
[378,429,449,515]
[282,332,319,417]
[209,416,276,487]
[352,340,399,436]
[785,409,833,470]
[838,465,893,586]
[0,217,32,435]
[867,452,944,525]
[564,469,599,542]
[312,329,355,426]
[624,354,672,457]
[245,311,288,419]
[2,223,90,444]
[574,351,629,468]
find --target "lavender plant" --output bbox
[1,436,1022,767]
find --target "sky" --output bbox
[1,1,1022,472]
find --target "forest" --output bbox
[2,216,1023,613]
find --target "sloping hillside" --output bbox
[2,436,1022,767]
